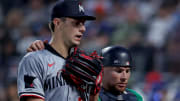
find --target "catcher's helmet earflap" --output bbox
[101,46,132,68]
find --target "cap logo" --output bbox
[79,4,84,13]
[126,61,130,65]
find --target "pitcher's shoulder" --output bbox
[24,50,49,58]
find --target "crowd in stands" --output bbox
[0,0,179,101]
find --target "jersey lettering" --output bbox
[44,71,67,91]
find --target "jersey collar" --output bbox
[45,43,65,59]
[100,88,128,100]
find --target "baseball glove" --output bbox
[62,47,103,95]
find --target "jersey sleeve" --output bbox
[17,53,45,100]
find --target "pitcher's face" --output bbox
[60,18,86,47]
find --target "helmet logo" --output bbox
[114,60,120,64]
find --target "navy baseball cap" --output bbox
[51,0,96,20]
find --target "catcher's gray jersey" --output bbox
[18,44,88,101]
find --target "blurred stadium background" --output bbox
[0,0,180,101]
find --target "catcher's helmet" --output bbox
[101,46,132,67]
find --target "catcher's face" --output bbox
[103,67,131,94]
[60,17,86,47]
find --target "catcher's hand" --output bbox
[62,47,103,95]
[27,40,48,52]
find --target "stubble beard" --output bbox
[106,84,126,95]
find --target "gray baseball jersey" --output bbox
[17,44,90,101]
